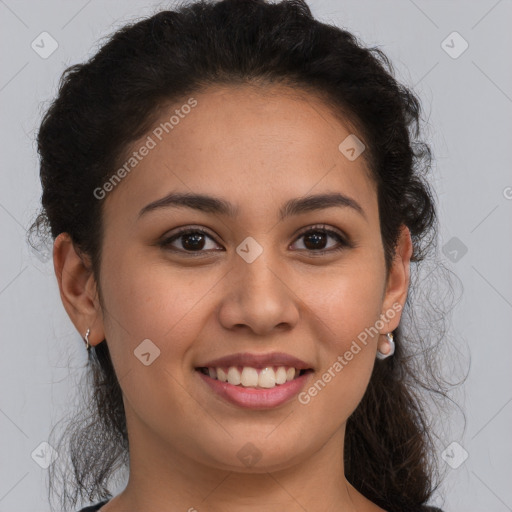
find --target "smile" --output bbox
[196,366,312,389]
[195,366,314,409]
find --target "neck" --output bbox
[107,409,365,512]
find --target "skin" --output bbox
[53,84,412,512]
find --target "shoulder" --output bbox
[76,499,110,512]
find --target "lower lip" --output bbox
[196,370,312,409]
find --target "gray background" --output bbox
[1,1,511,511]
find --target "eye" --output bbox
[290,225,350,254]
[159,224,351,256]
[159,227,223,255]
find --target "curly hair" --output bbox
[28,1,466,511]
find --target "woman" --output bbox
[29,0,455,510]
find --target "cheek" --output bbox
[296,258,383,408]
[99,245,221,361]
[304,260,385,342]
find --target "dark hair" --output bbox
[28,1,466,511]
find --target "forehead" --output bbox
[102,84,377,225]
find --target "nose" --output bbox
[217,251,300,336]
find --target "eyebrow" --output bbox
[138,191,366,221]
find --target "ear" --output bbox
[380,225,413,332]
[53,233,105,348]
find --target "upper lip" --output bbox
[196,352,313,370]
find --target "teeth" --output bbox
[217,367,228,382]
[241,367,259,387]
[227,366,241,385]
[275,366,287,385]
[203,366,305,388]
[258,367,275,388]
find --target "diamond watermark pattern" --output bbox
[31,32,59,59]
[31,441,59,469]
[236,236,263,263]
[236,442,262,467]
[442,236,468,263]
[441,31,468,59]
[338,134,365,161]
[441,441,469,469]
[134,338,161,366]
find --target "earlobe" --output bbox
[381,225,413,331]
[53,233,105,347]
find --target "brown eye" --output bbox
[160,228,222,254]
[303,231,329,250]
[291,226,350,254]
[180,232,207,251]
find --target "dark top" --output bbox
[77,499,445,511]
[77,501,109,511]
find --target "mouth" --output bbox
[195,366,313,389]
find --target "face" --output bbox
[61,84,410,475]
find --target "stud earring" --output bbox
[84,328,91,351]
[376,332,395,360]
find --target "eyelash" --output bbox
[158,224,351,257]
